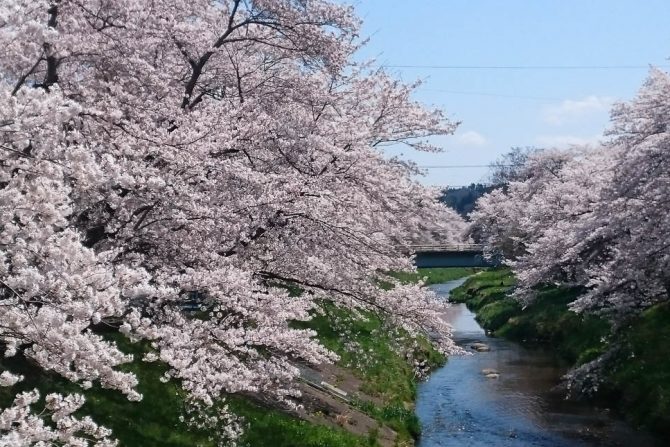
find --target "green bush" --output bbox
[476,299,521,331]
[452,270,608,364]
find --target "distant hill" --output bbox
[440,183,495,217]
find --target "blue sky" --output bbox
[352,0,670,187]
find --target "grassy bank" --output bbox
[294,266,477,443]
[0,267,473,446]
[605,303,670,437]
[451,269,670,438]
[294,303,444,443]
[390,267,478,286]
[450,269,608,365]
[0,333,368,447]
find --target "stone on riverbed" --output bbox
[470,342,490,352]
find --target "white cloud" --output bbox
[535,134,603,148]
[456,130,487,147]
[543,95,614,125]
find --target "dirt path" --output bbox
[295,362,400,446]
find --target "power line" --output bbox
[420,88,563,101]
[420,164,490,168]
[419,164,517,169]
[441,184,494,189]
[383,64,669,70]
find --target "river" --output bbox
[415,278,660,447]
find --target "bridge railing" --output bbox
[399,243,485,253]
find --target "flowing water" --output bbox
[415,278,660,447]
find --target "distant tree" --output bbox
[488,146,539,185]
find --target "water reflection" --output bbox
[416,279,659,447]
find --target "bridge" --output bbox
[401,244,499,268]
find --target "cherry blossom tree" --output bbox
[473,69,670,320]
[559,68,670,320]
[470,147,580,260]
[471,68,670,391]
[0,0,464,441]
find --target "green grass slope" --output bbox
[294,303,444,442]
[450,269,609,364]
[606,303,670,437]
[0,332,368,447]
[390,267,478,286]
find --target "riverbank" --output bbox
[449,268,670,440]
[281,267,478,445]
[0,330,371,447]
[0,311,433,447]
[390,267,478,286]
[0,267,474,447]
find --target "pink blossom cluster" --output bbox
[0,387,116,446]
